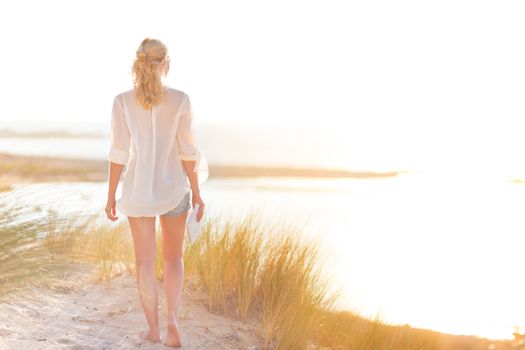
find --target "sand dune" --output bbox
[0,266,264,349]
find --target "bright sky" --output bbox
[0,1,524,175]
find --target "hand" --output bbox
[191,191,205,223]
[105,197,119,221]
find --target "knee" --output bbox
[135,259,156,272]
[163,254,183,265]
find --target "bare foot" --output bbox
[140,329,161,343]
[165,322,182,347]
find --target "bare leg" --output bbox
[127,216,161,343]
[159,211,188,347]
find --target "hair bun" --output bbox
[136,50,147,61]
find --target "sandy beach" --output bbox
[0,151,401,184]
[0,264,264,350]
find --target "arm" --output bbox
[177,93,205,221]
[106,162,125,221]
[181,160,199,194]
[105,95,131,221]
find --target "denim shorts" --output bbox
[160,191,191,217]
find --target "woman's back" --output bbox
[108,87,208,217]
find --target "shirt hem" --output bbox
[116,189,191,217]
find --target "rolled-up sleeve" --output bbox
[107,95,131,165]
[177,93,202,172]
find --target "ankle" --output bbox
[168,319,179,328]
[167,315,179,325]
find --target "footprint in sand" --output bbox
[57,337,74,344]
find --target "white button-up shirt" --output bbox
[108,87,208,217]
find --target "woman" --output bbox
[104,38,208,347]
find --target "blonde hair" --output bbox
[131,38,170,109]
